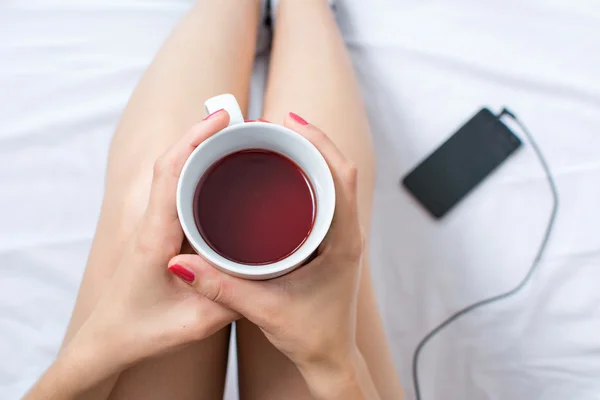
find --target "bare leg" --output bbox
[237,1,404,399]
[62,1,260,399]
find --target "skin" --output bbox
[25,111,381,400]
[50,0,403,398]
[239,1,403,397]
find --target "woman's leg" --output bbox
[61,1,260,399]
[236,1,403,399]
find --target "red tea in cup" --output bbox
[193,149,316,265]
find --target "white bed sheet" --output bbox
[1,1,600,399]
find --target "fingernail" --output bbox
[168,264,195,284]
[204,109,224,120]
[289,112,308,125]
[244,119,271,123]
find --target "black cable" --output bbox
[411,109,559,400]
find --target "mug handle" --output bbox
[204,94,245,126]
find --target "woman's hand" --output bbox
[63,110,238,380]
[168,113,377,399]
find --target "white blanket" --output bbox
[1,1,599,399]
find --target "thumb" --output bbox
[167,254,275,324]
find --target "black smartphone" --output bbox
[402,108,522,219]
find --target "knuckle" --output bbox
[135,220,181,259]
[314,127,329,142]
[202,277,229,304]
[262,309,287,336]
[214,279,231,303]
[340,229,364,262]
[190,306,213,335]
[341,162,358,188]
[357,232,366,258]
[250,286,283,328]
[152,154,176,180]
[134,230,161,256]
[260,296,282,324]
[152,155,167,177]
[348,237,364,261]
[163,238,183,259]
[302,332,338,364]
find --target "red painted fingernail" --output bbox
[289,112,308,125]
[168,264,195,284]
[244,119,256,123]
[258,118,271,123]
[204,109,224,120]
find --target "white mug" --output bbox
[177,94,336,280]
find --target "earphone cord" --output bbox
[411,108,559,400]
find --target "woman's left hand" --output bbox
[66,109,237,373]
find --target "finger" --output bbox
[319,160,361,253]
[284,112,361,248]
[167,254,278,326]
[191,296,241,337]
[147,110,230,221]
[285,112,348,175]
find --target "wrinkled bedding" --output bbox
[1,1,600,399]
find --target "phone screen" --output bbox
[402,108,522,219]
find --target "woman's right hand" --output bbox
[168,113,377,399]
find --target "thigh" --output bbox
[80,147,234,400]
[235,113,381,400]
[237,2,401,397]
[109,328,230,400]
[236,113,392,398]
[60,1,261,397]
[237,319,311,399]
